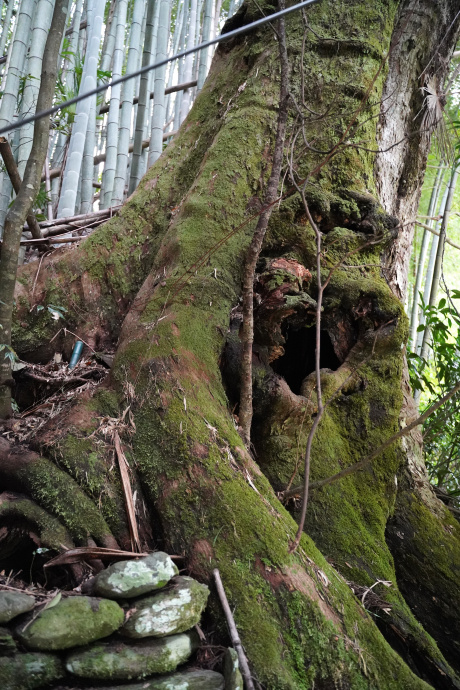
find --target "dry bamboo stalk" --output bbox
[98,79,198,115]
[213,568,255,690]
[24,206,121,236]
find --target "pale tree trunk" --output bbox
[128,0,158,194]
[57,0,105,217]
[409,166,444,349]
[111,0,146,205]
[3,1,460,688]
[148,0,171,166]
[0,0,36,235]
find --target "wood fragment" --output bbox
[213,568,255,690]
[114,431,142,553]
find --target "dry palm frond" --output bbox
[114,431,142,553]
[419,75,453,163]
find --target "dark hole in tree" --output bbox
[271,326,341,394]
[0,520,69,588]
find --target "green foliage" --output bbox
[0,343,17,364]
[409,294,460,497]
[35,303,67,321]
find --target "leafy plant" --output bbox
[36,303,68,321]
[409,293,460,498]
[0,343,17,364]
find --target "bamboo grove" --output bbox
[0,0,242,240]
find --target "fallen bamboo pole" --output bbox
[24,206,122,235]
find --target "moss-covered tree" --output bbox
[1,1,460,688]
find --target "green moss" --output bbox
[0,653,63,690]
[65,633,198,680]
[17,597,124,651]
[0,496,73,551]
[18,456,114,543]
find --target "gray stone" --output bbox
[0,627,16,655]
[65,631,198,680]
[94,669,225,689]
[224,648,243,690]
[17,596,124,651]
[0,592,35,623]
[122,576,209,639]
[0,652,63,690]
[93,552,178,599]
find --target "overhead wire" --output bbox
[0,0,321,137]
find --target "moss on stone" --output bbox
[0,653,63,690]
[17,596,124,651]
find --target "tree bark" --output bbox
[2,1,460,688]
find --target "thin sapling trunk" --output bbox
[0,0,68,418]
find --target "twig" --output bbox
[31,250,51,298]
[415,221,460,250]
[49,328,98,357]
[282,378,460,500]
[213,568,255,690]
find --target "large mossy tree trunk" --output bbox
[1,1,460,688]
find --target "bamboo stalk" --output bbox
[46,133,177,181]
[213,569,255,690]
[409,166,444,348]
[112,0,146,205]
[57,0,105,217]
[24,206,122,238]
[148,0,171,166]
[98,79,198,115]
